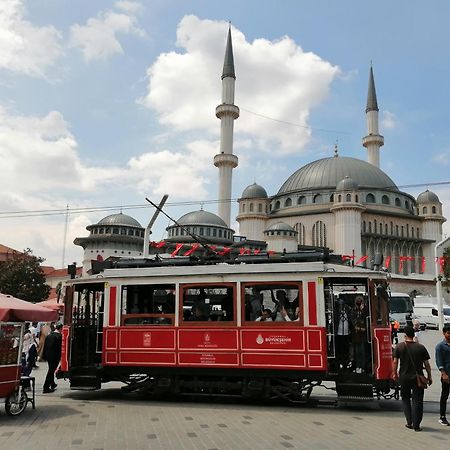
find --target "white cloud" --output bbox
[0,0,63,77]
[432,149,450,166]
[69,3,145,62]
[141,15,339,155]
[381,110,397,130]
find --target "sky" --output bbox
[1,0,450,268]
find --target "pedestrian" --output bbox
[42,323,63,393]
[435,323,450,426]
[392,325,432,431]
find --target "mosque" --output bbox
[74,28,445,283]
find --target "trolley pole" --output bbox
[143,195,168,258]
[434,235,450,331]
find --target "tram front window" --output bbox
[121,284,175,325]
[243,283,302,324]
[181,285,234,323]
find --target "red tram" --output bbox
[59,252,395,402]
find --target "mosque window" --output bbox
[338,194,342,202]
[406,224,409,237]
[294,223,305,245]
[395,198,401,207]
[385,224,388,235]
[277,231,281,236]
[120,228,126,235]
[346,193,351,202]
[390,222,393,235]
[366,193,375,203]
[258,203,263,213]
[396,225,399,236]
[374,220,377,232]
[181,229,185,236]
[422,206,427,214]
[219,229,223,238]
[128,229,133,236]
[401,226,404,237]
[99,228,104,234]
[368,222,372,233]
[432,206,436,214]
[379,223,383,234]
[382,195,390,205]
[266,205,269,213]
[275,201,280,209]
[330,194,334,202]
[250,203,254,212]
[213,229,217,237]
[198,227,204,236]
[405,201,409,209]
[113,228,119,234]
[363,221,366,233]
[269,204,272,212]
[206,228,211,236]
[285,198,292,207]
[313,194,322,204]
[411,227,415,238]
[355,195,359,202]
[417,227,420,238]
[312,221,326,247]
[141,231,144,237]
[175,228,179,236]
[298,196,306,205]
[242,204,246,212]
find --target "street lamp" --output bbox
[434,235,450,331]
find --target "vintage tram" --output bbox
[59,251,394,403]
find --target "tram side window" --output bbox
[121,284,175,325]
[181,285,234,322]
[243,284,302,324]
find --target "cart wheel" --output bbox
[5,388,28,416]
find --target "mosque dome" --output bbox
[241,183,268,199]
[336,176,359,191]
[265,222,296,232]
[277,156,398,194]
[177,210,228,227]
[417,190,440,203]
[97,213,142,228]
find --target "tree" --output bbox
[0,248,51,303]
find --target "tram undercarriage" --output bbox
[65,365,398,404]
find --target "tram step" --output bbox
[70,375,100,390]
[336,383,373,400]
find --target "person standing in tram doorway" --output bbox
[392,325,432,431]
[334,298,353,369]
[352,296,369,373]
[42,323,63,393]
[435,324,450,426]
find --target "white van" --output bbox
[389,292,414,330]
[443,306,450,324]
[413,303,439,330]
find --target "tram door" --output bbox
[71,284,105,368]
[325,280,374,374]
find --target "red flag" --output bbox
[384,256,391,268]
[217,247,231,256]
[342,254,354,261]
[253,249,261,255]
[439,256,445,273]
[184,244,199,256]
[171,243,184,257]
[355,255,368,265]
[421,256,426,273]
[239,248,251,255]
[267,250,276,256]
[151,241,166,248]
[399,256,413,272]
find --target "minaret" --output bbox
[362,65,384,167]
[214,26,239,227]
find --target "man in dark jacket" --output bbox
[42,323,63,393]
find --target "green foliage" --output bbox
[0,248,51,303]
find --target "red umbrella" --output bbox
[0,293,58,322]
[38,298,64,312]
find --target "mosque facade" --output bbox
[74,28,446,279]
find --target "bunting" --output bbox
[170,243,184,257]
[184,243,199,256]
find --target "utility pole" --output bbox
[61,204,69,268]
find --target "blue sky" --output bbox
[1,0,450,267]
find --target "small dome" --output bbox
[265,222,296,232]
[336,176,358,191]
[97,213,142,228]
[241,183,268,199]
[177,210,227,227]
[417,190,440,203]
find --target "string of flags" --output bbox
[150,241,450,273]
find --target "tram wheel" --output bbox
[5,389,28,416]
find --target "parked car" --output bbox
[389,292,414,330]
[443,306,450,324]
[413,303,439,330]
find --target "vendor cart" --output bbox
[0,293,58,416]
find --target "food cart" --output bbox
[0,293,58,415]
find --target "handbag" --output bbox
[404,342,428,389]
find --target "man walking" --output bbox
[392,325,432,431]
[436,324,450,426]
[42,323,63,393]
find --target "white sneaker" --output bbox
[438,417,449,426]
